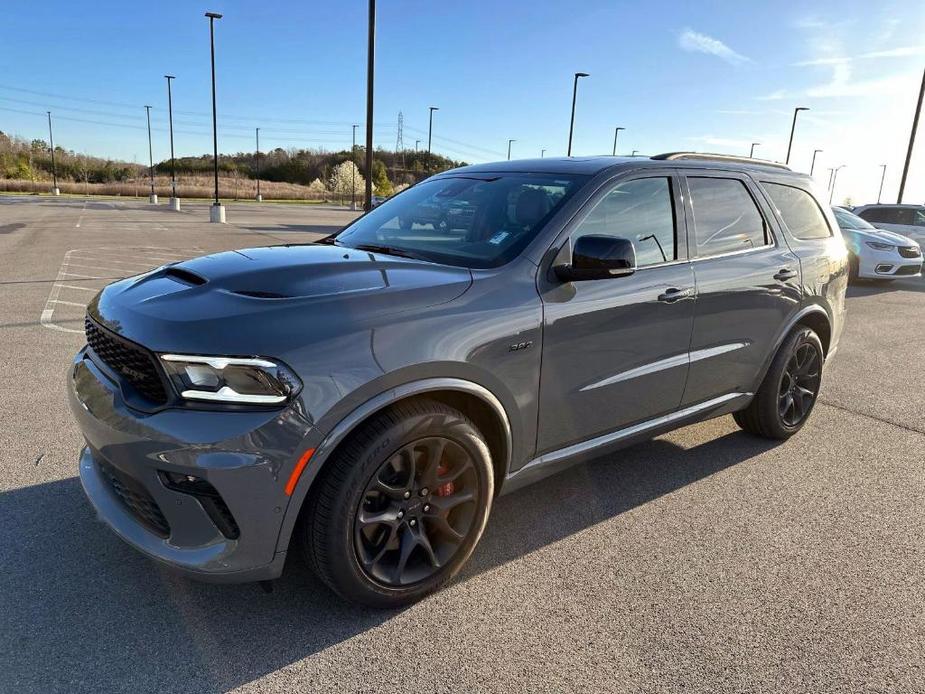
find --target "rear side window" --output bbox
[858,207,914,225]
[687,177,768,257]
[763,183,832,240]
[572,177,677,267]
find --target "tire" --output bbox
[302,399,494,608]
[848,254,859,282]
[733,327,824,440]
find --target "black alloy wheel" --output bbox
[778,342,822,427]
[355,437,479,587]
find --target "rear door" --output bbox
[679,171,801,406]
[537,172,695,453]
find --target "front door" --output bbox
[537,174,695,454]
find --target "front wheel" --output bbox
[302,399,494,608]
[734,327,824,439]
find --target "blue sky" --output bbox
[1,0,923,203]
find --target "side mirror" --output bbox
[554,235,636,282]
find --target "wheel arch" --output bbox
[274,378,513,555]
[750,305,832,393]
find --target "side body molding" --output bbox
[274,377,513,554]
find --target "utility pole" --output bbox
[567,72,589,156]
[46,112,59,195]
[255,127,262,201]
[145,105,157,203]
[205,11,224,222]
[165,75,178,209]
[878,164,887,203]
[810,148,822,176]
[427,106,439,153]
[612,127,624,156]
[364,0,375,210]
[785,106,809,165]
[897,67,924,203]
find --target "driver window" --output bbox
[571,177,677,267]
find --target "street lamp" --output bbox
[810,148,822,176]
[567,72,589,156]
[46,111,59,195]
[612,127,625,156]
[898,67,925,203]
[164,75,179,209]
[878,164,887,203]
[205,11,224,222]
[414,139,420,152]
[507,139,515,160]
[255,127,262,202]
[427,106,439,154]
[144,105,157,203]
[364,0,375,210]
[749,142,760,158]
[785,106,809,165]
[631,150,639,157]
[826,167,834,190]
[352,124,359,211]
[829,165,845,204]
[541,148,546,158]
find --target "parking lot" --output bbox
[1,194,923,692]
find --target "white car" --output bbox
[832,207,922,281]
[852,203,925,249]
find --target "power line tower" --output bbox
[396,111,405,168]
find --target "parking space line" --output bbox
[49,299,87,307]
[57,284,100,292]
[75,200,88,228]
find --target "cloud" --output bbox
[859,46,925,59]
[678,29,750,65]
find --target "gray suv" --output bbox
[69,153,847,607]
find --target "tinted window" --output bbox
[572,177,677,267]
[334,173,587,268]
[833,208,875,230]
[858,207,914,225]
[763,183,831,239]
[913,209,925,227]
[687,177,768,256]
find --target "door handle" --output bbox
[657,287,694,303]
[773,268,798,282]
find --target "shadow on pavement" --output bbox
[2,428,777,692]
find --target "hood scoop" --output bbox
[230,289,291,299]
[164,267,207,286]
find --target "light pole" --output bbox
[364,0,375,210]
[810,148,822,176]
[785,106,809,165]
[898,67,924,203]
[567,72,589,156]
[46,111,59,195]
[351,123,358,210]
[631,150,638,157]
[541,149,546,158]
[205,11,224,222]
[414,139,420,152]
[427,106,438,154]
[749,142,760,158]
[826,167,834,190]
[612,127,625,156]
[144,105,157,203]
[164,75,179,209]
[255,127,262,202]
[507,139,515,160]
[829,165,845,204]
[878,164,887,203]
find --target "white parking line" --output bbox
[75,200,88,228]
[57,284,100,292]
[49,299,87,307]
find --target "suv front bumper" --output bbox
[69,349,314,582]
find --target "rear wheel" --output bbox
[303,399,493,608]
[848,254,859,282]
[733,327,824,439]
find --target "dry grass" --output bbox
[0,175,346,202]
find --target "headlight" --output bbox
[865,241,894,251]
[160,354,301,405]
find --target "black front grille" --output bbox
[97,456,170,537]
[895,264,921,276]
[85,317,169,404]
[899,246,922,259]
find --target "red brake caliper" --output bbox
[435,463,455,497]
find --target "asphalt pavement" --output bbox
[1,195,923,693]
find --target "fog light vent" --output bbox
[159,471,240,539]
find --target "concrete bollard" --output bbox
[149,194,158,204]
[52,188,60,196]
[169,197,181,211]
[209,203,226,223]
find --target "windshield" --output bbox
[333,173,589,268]
[833,208,876,231]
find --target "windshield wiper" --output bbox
[348,243,431,262]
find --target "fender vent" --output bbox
[231,290,290,299]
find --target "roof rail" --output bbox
[651,152,792,171]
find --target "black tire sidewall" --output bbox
[309,403,494,608]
